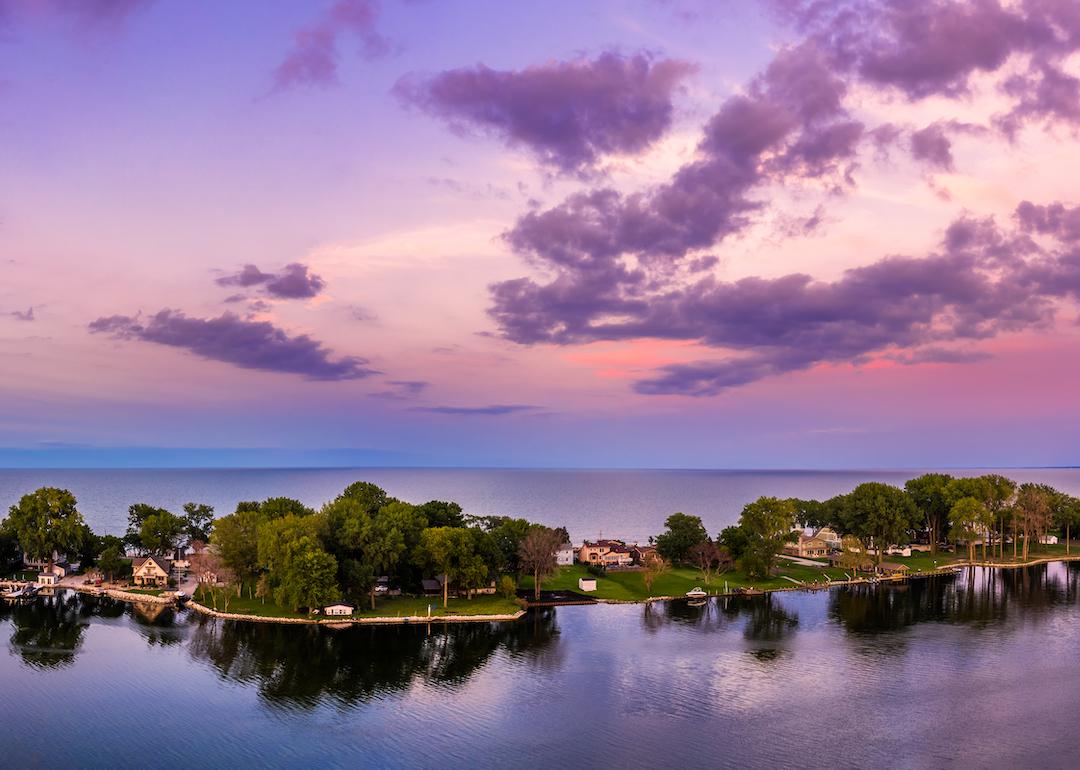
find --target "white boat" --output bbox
[685,587,707,598]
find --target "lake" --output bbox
[2,467,1080,545]
[4,564,1080,768]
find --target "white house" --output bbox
[36,569,62,587]
[578,577,597,592]
[323,604,355,616]
[556,543,575,566]
[1040,534,1059,545]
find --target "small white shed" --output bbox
[578,577,597,592]
[323,604,355,616]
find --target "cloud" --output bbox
[500,43,861,272]
[9,307,34,321]
[395,52,696,174]
[216,262,325,299]
[369,380,428,400]
[492,203,1080,395]
[88,310,376,381]
[770,0,1080,132]
[409,404,540,416]
[273,0,388,90]
[887,346,995,365]
[910,123,955,171]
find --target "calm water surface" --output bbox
[4,565,1080,768]
[2,467,1080,543]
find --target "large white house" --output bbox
[556,543,575,566]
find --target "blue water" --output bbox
[4,565,1080,768]
[2,467,1080,544]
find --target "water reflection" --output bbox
[187,608,561,709]
[2,592,90,669]
[642,593,799,645]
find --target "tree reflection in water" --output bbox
[641,594,799,646]
[2,591,90,669]
[187,608,561,709]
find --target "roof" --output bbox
[880,562,910,571]
[421,578,443,591]
[582,539,625,548]
[324,604,355,611]
[132,555,171,574]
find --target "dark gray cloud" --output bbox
[492,204,1080,395]
[216,262,325,299]
[273,0,388,90]
[9,307,34,321]
[409,404,539,416]
[395,52,696,174]
[88,310,376,381]
[501,43,861,272]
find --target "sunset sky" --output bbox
[3,0,1080,468]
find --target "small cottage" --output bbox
[578,577,597,592]
[323,604,355,616]
[132,555,171,588]
[36,569,61,586]
[879,562,910,577]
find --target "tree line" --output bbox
[0,482,570,613]
[648,474,1080,582]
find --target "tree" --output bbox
[833,483,919,568]
[181,502,214,543]
[655,512,708,565]
[789,498,830,529]
[738,497,796,579]
[97,544,126,582]
[499,575,517,600]
[1049,492,1080,554]
[1014,484,1052,561]
[5,487,86,571]
[947,475,1016,559]
[718,525,750,562]
[339,481,391,513]
[688,540,721,585]
[211,508,264,593]
[836,535,868,575]
[904,473,954,555]
[361,516,407,609]
[273,536,338,613]
[642,551,669,593]
[412,527,488,608]
[479,516,532,576]
[518,526,563,600]
[138,510,186,556]
[258,497,316,520]
[124,503,170,550]
[949,497,991,563]
[416,500,465,529]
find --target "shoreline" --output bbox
[40,553,1080,626]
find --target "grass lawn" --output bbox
[124,587,167,597]
[193,586,520,620]
[524,562,851,601]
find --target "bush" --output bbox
[586,563,606,578]
[499,575,516,599]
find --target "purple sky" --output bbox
[2,0,1080,468]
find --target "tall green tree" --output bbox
[1014,484,1052,561]
[904,473,954,555]
[416,500,465,529]
[181,502,215,543]
[737,497,796,580]
[949,496,991,563]
[518,525,563,600]
[655,513,709,565]
[273,536,339,613]
[124,503,170,550]
[139,510,186,556]
[833,483,919,568]
[211,508,264,593]
[1049,491,1080,554]
[6,487,86,571]
[413,527,488,608]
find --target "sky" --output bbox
[2,0,1080,469]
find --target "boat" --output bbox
[685,587,707,598]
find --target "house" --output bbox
[630,544,657,565]
[601,544,634,567]
[879,562,910,577]
[132,555,171,588]
[784,534,829,559]
[885,545,913,557]
[421,578,444,596]
[556,543,575,566]
[36,569,62,587]
[578,577,597,592]
[814,527,842,549]
[323,604,355,616]
[578,539,626,564]
[1040,534,1059,545]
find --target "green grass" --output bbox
[193,586,521,620]
[124,588,167,596]
[523,562,851,601]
